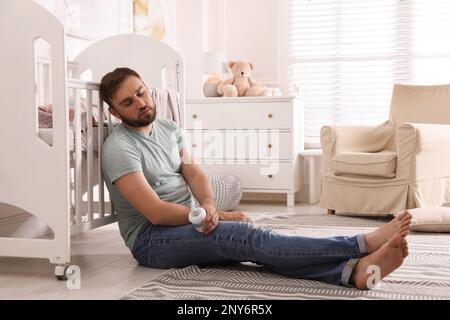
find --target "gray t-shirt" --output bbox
[101,118,193,250]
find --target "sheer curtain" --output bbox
[287,0,450,148]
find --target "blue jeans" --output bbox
[131,221,368,287]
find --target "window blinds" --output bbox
[287,0,450,148]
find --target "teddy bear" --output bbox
[217,60,267,97]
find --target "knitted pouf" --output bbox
[193,173,243,211]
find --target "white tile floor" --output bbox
[0,202,325,300]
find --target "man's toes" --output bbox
[400,221,412,231]
[401,224,411,233]
[397,211,409,220]
[400,217,412,226]
[401,216,412,224]
[402,247,409,257]
[396,211,406,218]
[398,211,412,222]
[401,215,412,224]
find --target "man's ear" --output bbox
[109,107,120,119]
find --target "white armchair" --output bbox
[320,84,450,216]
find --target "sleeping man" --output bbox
[100,67,411,289]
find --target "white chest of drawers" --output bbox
[185,97,303,207]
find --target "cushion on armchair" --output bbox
[332,151,397,178]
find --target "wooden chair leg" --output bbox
[327,209,336,215]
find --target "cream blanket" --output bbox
[148,88,183,127]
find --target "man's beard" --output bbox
[119,109,157,128]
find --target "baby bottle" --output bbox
[188,207,207,232]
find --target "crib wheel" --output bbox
[55,264,70,281]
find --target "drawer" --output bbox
[185,130,292,160]
[198,162,293,190]
[185,100,293,130]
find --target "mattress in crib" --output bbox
[38,127,110,152]
[38,127,85,151]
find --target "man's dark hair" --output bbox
[100,67,141,108]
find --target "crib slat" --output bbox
[74,88,83,225]
[107,111,116,217]
[86,89,94,221]
[98,96,105,219]
[69,88,75,223]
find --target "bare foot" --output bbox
[400,238,409,258]
[351,234,407,290]
[364,211,412,253]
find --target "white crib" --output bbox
[0,0,185,279]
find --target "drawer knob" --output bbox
[268,113,273,118]
[268,174,273,178]
[192,144,197,148]
[268,144,272,149]
[192,114,197,119]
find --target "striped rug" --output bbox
[120,214,450,300]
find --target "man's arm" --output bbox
[180,149,252,223]
[181,162,253,224]
[180,148,221,233]
[180,149,215,208]
[115,171,190,225]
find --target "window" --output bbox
[287,0,450,148]
[36,0,133,59]
[63,0,132,41]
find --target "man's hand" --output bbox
[201,204,220,235]
[219,211,253,223]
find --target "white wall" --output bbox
[174,0,282,98]
[224,0,280,88]
[34,0,282,98]
[174,0,204,98]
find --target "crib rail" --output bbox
[67,79,117,234]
